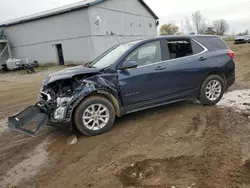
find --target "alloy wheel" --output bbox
[205,80,222,101]
[82,104,110,131]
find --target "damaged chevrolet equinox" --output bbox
[8,35,235,136]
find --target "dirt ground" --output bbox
[1,44,250,188]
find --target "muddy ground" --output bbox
[1,44,250,188]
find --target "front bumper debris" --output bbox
[8,106,48,137]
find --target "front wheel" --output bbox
[198,75,225,105]
[74,96,115,136]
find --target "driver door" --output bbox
[118,40,168,106]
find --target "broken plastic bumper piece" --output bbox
[8,106,48,137]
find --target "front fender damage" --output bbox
[8,74,120,136]
[58,75,121,121]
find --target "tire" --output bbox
[74,96,115,136]
[198,75,225,106]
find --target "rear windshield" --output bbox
[196,36,228,51]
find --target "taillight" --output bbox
[227,50,235,59]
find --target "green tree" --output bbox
[160,23,179,35]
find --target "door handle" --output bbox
[155,66,166,71]
[199,57,207,61]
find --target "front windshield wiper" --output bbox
[85,62,96,68]
[88,65,96,68]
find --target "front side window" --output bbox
[126,41,162,67]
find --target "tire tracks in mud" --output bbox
[195,109,242,188]
[118,109,250,188]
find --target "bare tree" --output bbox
[243,29,249,35]
[199,23,208,34]
[192,11,202,34]
[237,30,249,36]
[213,19,229,35]
[184,16,193,34]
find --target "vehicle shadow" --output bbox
[113,100,201,129]
[48,100,202,137]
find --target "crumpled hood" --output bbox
[43,66,102,85]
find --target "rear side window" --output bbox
[165,39,205,60]
[191,40,204,54]
[196,36,228,51]
[166,39,194,59]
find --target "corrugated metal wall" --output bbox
[5,9,94,64]
[4,0,157,65]
[89,0,157,57]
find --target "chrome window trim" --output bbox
[126,38,208,70]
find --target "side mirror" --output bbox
[120,60,137,70]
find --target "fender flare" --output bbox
[198,71,227,94]
[97,90,122,117]
[68,88,123,122]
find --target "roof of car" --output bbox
[157,35,219,39]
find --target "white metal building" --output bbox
[0,0,158,65]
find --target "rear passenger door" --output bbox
[162,37,208,95]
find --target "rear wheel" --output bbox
[198,75,225,105]
[74,96,115,136]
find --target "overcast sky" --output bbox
[0,0,250,34]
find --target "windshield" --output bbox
[88,44,132,69]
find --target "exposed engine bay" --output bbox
[39,74,91,121]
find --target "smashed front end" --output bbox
[8,69,119,136]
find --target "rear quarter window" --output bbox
[191,40,204,54]
[196,36,228,51]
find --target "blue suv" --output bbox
[8,35,235,136]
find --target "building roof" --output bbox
[138,0,158,20]
[0,0,158,27]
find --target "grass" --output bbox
[223,37,236,42]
